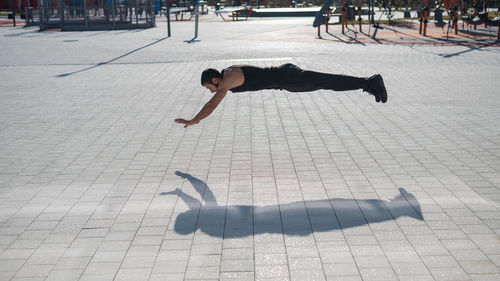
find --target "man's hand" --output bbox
[174,118,199,128]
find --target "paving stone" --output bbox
[429,267,470,281]
[45,269,84,281]
[324,263,359,276]
[114,268,151,281]
[14,264,53,278]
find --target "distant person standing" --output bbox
[175,63,387,128]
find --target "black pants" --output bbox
[275,63,369,93]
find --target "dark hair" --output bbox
[201,68,221,86]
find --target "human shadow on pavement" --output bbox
[161,171,423,237]
[56,36,169,77]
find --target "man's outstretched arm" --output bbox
[175,67,243,128]
[174,88,228,128]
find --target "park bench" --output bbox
[215,6,255,21]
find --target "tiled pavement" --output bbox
[0,16,499,281]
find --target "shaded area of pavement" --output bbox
[162,172,423,238]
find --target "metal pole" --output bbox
[194,0,199,38]
[59,0,64,27]
[419,0,423,34]
[83,0,88,29]
[112,0,115,28]
[372,0,375,23]
[452,0,457,34]
[357,0,362,31]
[10,0,17,26]
[150,0,154,25]
[370,0,374,23]
[166,0,171,36]
[341,0,346,34]
[39,0,43,30]
[423,0,428,36]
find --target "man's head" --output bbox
[201,68,221,93]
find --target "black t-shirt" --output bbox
[223,64,301,93]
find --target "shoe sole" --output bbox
[375,74,388,103]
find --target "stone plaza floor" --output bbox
[0,16,499,281]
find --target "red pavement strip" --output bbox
[0,19,26,26]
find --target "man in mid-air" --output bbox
[175,63,387,128]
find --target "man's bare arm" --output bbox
[174,88,229,128]
[193,89,228,122]
[175,67,244,128]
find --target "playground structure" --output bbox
[3,0,498,39]
[313,0,500,40]
[0,0,38,26]
[419,0,500,39]
[313,0,376,35]
[5,0,157,30]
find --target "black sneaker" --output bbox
[365,74,388,103]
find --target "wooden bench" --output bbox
[215,6,254,21]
